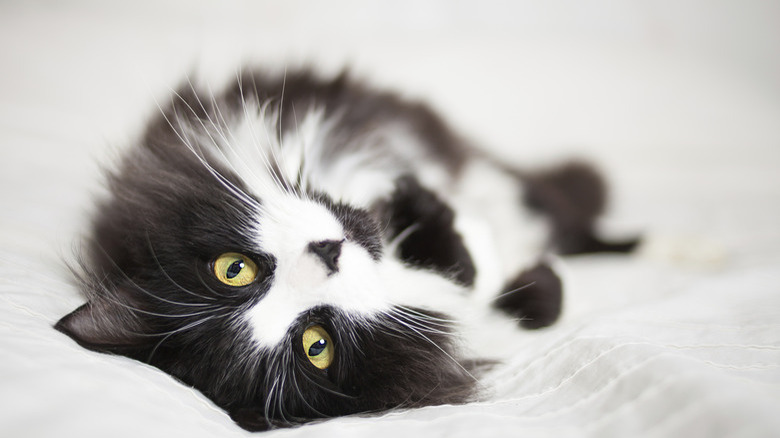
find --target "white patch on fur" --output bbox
[308,121,450,207]
[205,100,453,208]
[446,158,549,299]
[202,104,322,200]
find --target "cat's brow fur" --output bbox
[56,68,637,431]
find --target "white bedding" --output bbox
[2,1,779,437]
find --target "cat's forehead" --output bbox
[203,103,323,202]
[256,196,341,252]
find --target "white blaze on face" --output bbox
[244,196,390,348]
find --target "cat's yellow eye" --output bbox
[213,252,259,287]
[302,325,334,370]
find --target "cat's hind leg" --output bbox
[521,161,640,255]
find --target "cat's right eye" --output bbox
[213,252,259,287]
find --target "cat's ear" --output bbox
[55,294,148,353]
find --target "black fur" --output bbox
[493,263,562,329]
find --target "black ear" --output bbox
[55,295,148,353]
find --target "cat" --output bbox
[55,68,637,431]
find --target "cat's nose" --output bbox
[307,239,343,275]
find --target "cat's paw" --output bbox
[494,262,562,329]
[384,175,475,286]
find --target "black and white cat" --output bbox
[56,69,637,431]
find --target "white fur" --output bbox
[210,104,409,208]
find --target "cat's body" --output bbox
[56,69,636,430]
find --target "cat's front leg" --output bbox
[377,175,476,286]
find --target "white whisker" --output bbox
[150,90,264,212]
[490,281,537,302]
[380,311,478,383]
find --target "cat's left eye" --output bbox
[213,252,259,287]
[302,325,334,370]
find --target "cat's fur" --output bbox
[56,69,637,431]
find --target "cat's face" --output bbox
[56,94,477,430]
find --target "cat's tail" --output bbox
[516,160,640,255]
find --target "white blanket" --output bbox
[2,2,778,437]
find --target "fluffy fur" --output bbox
[55,69,636,431]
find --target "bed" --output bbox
[2,1,778,437]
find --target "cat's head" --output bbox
[55,83,478,430]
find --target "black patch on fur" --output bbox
[521,161,640,255]
[494,263,562,329]
[378,175,476,286]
